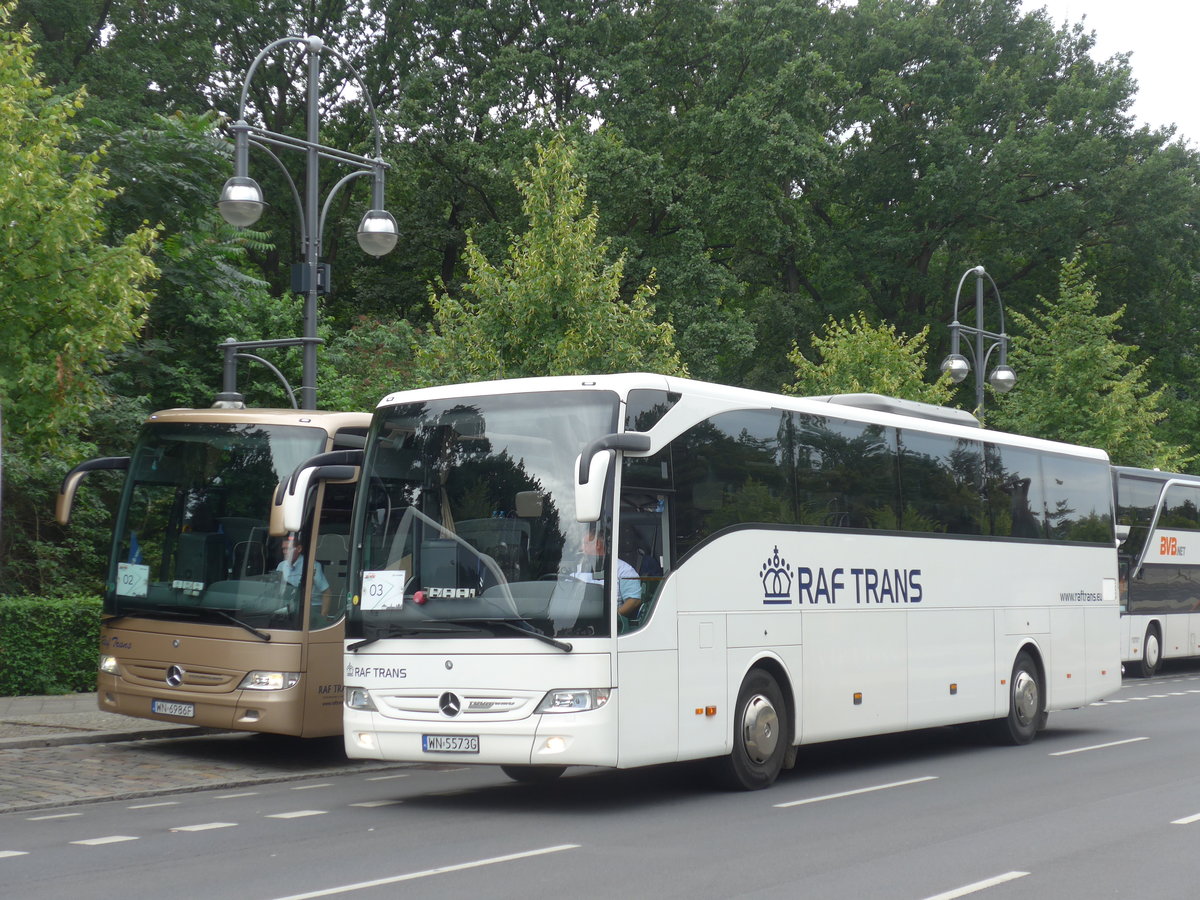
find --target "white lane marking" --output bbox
[1049,737,1149,757]
[0,851,29,858]
[365,774,409,781]
[923,870,1030,900]
[71,836,139,846]
[1171,812,1200,825]
[774,776,938,808]
[349,800,403,808]
[291,783,332,790]
[26,812,82,821]
[217,791,258,799]
[170,822,238,832]
[266,810,328,819]
[128,801,179,809]
[268,844,581,900]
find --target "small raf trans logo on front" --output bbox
[761,546,794,604]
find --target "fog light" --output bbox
[99,655,119,675]
[354,731,376,750]
[544,736,567,753]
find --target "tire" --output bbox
[500,764,566,784]
[989,650,1044,746]
[1139,626,1162,678]
[711,669,789,791]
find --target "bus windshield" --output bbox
[349,391,619,642]
[107,421,327,631]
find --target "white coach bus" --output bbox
[1113,466,1200,677]
[286,374,1120,789]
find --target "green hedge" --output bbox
[0,595,102,695]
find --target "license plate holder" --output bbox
[151,699,195,718]
[422,734,479,753]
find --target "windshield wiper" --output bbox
[210,609,271,642]
[446,618,573,653]
[348,623,467,652]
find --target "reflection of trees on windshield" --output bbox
[108,424,326,630]
[369,403,571,584]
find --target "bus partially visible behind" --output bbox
[58,406,370,736]
[1114,466,1200,677]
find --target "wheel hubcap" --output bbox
[1013,670,1039,727]
[1147,634,1160,667]
[740,693,779,764]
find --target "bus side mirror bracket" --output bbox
[575,433,651,524]
[57,456,130,526]
[276,449,363,535]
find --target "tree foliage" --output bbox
[783,312,954,404]
[415,135,686,385]
[989,254,1189,469]
[0,9,157,452]
[11,0,1200,594]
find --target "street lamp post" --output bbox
[939,265,1016,417]
[217,35,397,410]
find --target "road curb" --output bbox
[0,727,225,751]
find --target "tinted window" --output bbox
[1041,454,1113,542]
[1161,484,1200,530]
[792,414,897,529]
[897,431,984,534]
[985,445,1046,539]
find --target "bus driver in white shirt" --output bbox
[276,534,331,615]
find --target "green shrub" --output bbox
[0,596,102,695]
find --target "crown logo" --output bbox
[761,546,794,601]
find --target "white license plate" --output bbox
[151,699,195,718]
[422,734,479,753]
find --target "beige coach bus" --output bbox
[57,406,369,737]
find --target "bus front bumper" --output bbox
[97,671,307,736]
[344,698,619,767]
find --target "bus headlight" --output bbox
[535,688,610,714]
[346,686,377,711]
[237,671,301,691]
[99,655,119,675]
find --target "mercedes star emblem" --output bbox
[438,691,462,717]
[165,664,184,687]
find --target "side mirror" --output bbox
[575,450,612,523]
[574,433,652,524]
[276,450,362,535]
[57,456,130,526]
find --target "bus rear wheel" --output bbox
[500,764,566,784]
[990,650,1044,745]
[712,669,789,791]
[1139,627,1162,678]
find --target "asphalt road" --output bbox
[5,667,1200,899]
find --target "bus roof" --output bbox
[376,373,1109,462]
[144,407,372,430]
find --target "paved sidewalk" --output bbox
[0,693,415,814]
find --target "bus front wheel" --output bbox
[500,764,566,784]
[712,669,789,791]
[1140,627,1162,678]
[990,650,1044,745]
